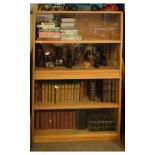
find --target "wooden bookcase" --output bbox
[31,10,123,143]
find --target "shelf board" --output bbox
[34,67,120,80]
[33,129,118,142]
[35,39,121,44]
[34,10,123,14]
[34,102,119,110]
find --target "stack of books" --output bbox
[60,18,82,40]
[37,21,61,39]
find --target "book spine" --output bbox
[44,83,48,103]
[42,83,45,103]
[48,83,51,103]
[35,111,40,129]
[72,110,76,129]
[56,111,60,129]
[61,84,65,104]
[111,79,116,102]
[73,83,76,103]
[48,111,53,129]
[71,83,74,103]
[38,82,42,101]
[34,83,39,102]
[52,84,55,104]
[53,111,57,129]
[44,111,49,129]
[68,111,73,129]
[77,82,80,102]
[63,111,68,129]
[102,80,107,102]
[41,111,45,129]
[79,81,84,101]
[55,84,58,104]
[107,79,111,102]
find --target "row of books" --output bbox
[96,79,117,102]
[35,110,76,129]
[37,18,82,40]
[35,109,116,131]
[35,81,85,103]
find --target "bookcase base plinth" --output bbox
[33,129,119,143]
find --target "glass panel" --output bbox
[36,13,120,41]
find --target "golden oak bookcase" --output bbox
[31,10,123,143]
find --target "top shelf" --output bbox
[33,11,123,14]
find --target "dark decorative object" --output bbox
[36,44,45,67]
[55,47,65,66]
[74,46,81,67]
[66,47,72,68]
[45,51,54,68]
[93,46,100,68]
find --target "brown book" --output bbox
[51,84,55,104]
[53,111,57,129]
[64,111,69,129]
[72,111,76,128]
[68,82,71,103]
[71,83,74,103]
[58,83,61,103]
[35,111,40,129]
[42,84,45,103]
[55,84,59,104]
[56,111,60,129]
[77,82,80,102]
[68,111,73,128]
[61,84,65,104]
[64,83,68,103]
[107,79,111,102]
[38,82,42,101]
[111,80,116,102]
[48,111,53,129]
[41,111,45,129]
[74,83,77,103]
[34,83,39,102]
[44,83,48,103]
[61,111,65,129]
[79,81,84,101]
[48,83,51,103]
[103,80,107,102]
[44,111,49,129]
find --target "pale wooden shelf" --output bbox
[33,129,118,142]
[34,102,119,110]
[35,39,121,44]
[34,67,120,80]
[34,10,123,14]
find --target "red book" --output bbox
[48,111,53,129]
[41,111,45,129]
[34,83,39,102]
[38,83,42,101]
[72,111,76,129]
[44,112,49,129]
[35,111,40,129]
[53,111,57,129]
[60,111,65,129]
[64,111,69,129]
[68,111,73,129]
[56,112,60,129]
